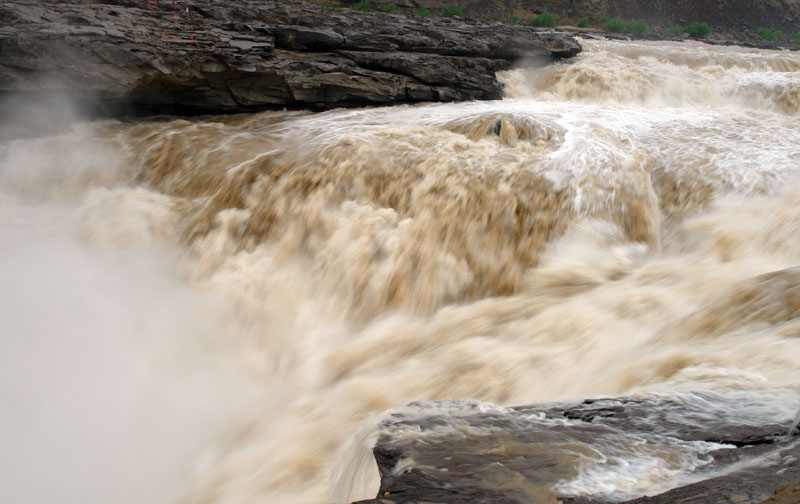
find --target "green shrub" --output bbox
[356,0,370,11]
[530,11,556,27]
[625,19,649,35]
[376,2,395,12]
[576,17,589,28]
[685,22,710,38]
[416,7,432,17]
[328,1,340,7]
[666,26,682,36]
[761,27,782,40]
[441,5,464,17]
[794,32,800,44]
[511,15,519,23]
[602,17,648,34]
[603,17,625,32]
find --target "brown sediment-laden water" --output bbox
[1,39,799,504]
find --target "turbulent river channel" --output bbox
[1,39,800,504]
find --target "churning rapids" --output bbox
[2,38,800,504]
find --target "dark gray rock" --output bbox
[352,396,800,504]
[0,0,581,116]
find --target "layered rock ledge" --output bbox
[353,397,800,504]
[0,0,580,115]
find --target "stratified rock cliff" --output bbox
[0,0,580,115]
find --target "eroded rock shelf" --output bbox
[0,0,580,115]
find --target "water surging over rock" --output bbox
[504,39,800,114]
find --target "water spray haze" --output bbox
[0,90,92,142]
[0,108,261,504]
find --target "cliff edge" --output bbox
[0,0,580,116]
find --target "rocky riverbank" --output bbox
[0,0,579,117]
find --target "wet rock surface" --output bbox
[352,397,800,504]
[759,478,800,504]
[0,0,580,116]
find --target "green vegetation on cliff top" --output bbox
[685,22,711,38]
[530,12,556,27]
[441,5,464,17]
[603,17,649,35]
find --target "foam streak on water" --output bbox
[1,39,800,504]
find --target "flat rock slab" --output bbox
[0,0,580,115]
[352,396,800,504]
